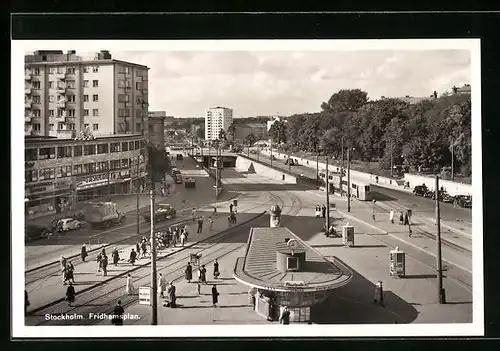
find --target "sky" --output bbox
[106,50,469,118]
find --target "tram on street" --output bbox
[319,169,373,201]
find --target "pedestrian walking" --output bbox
[389,209,394,224]
[374,280,384,306]
[159,273,167,298]
[180,232,186,247]
[230,211,236,224]
[404,212,409,226]
[315,205,321,218]
[135,242,141,259]
[192,208,197,222]
[62,264,68,285]
[279,306,290,324]
[248,287,257,309]
[167,282,176,308]
[60,256,67,273]
[128,248,137,265]
[112,247,120,266]
[199,264,207,284]
[102,254,108,277]
[197,282,201,295]
[213,205,217,217]
[25,290,30,315]
[212,285,219,307]
[229,203,234,213]
[112,300,125,326]
[213,259,220,279]
[81,244,88,262]
[197,218,203,233]
[66,261,75,284]
[185,262,193,282]
[96,252,103,272]
[65,282,76,306]
[161,187,165,197]
[126,274,135,295]
[321,205,326,218]
[208,216,214,231]
[141,240,147,258]
[399,212,404,225]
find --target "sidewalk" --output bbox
[306,228,472,324]
[25,208,263,315]
[333,201,472,274]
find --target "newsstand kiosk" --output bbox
[389,247,406,278]
[342,224,355,247]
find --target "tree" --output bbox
[196,126,204,139]
[321,89,369,113]
[268,120,287,144]
[227,123,236,144]
[218,128,227,141]
[245,133,258,146]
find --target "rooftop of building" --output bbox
[25,133,144,145]
[25,50,149,69]
[233,226,353,292]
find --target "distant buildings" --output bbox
[24,50,149,138]
[205,107,233,140]
[266,115,286,132]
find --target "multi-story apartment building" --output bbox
[25,134,147,219]
[24,50,150,139]
[205,107,233,140]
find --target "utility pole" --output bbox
[257,145,260,161]
[270,138,273,168]
[214,143,219,199]
[288,145,291,172]
[451,137,454,181]
[107,167,111,201]
[390,144,394,178]
[325,156,330,232]
[435,175,446,304]
[149,189,158,324]
[340,137,344,197]
[316,148,319,184]
[347,148,351,213]
[136,155,140,234]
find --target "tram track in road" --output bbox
[25,214,198,286]
[28,213,268,326]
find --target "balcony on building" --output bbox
[55,72,66,80]
[25,73,32,81]
[56,100,67,109]
[25,86,33,95]
[56,85,67,94]
[55,111,67,121]
[65,116,76,124]
[25,100,33,109]
[24,116,32,123]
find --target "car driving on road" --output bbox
[142,204,177,223]
[58,218,84,231]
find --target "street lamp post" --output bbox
[451,137,454,181]
[435,175,446,304]
[136,155,140,234]
[149,189,158,325]
[325,155,330,233]
[347,148,352,213]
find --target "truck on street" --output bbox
[81,202,125,228]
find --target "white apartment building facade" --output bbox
[205,107,233,140]
[24,50,150,139]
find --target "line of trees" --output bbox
[268,89,471,177]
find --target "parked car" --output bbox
[171,168,181,177]
[413,184,429,196]
[440,191,455,203]
[285,158,295,166]
[58,218,84,231]
[185,177,196,188]
[25,225,51,242]
[423,189,435,198]
[174,173,183,184]
[142,204,177,223]
[176,154,183,161]
[454,195,472,208]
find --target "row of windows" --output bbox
[27,66,146,77]
[25,140,144,160]
[117,81,143,90]
[25,158,140,182]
